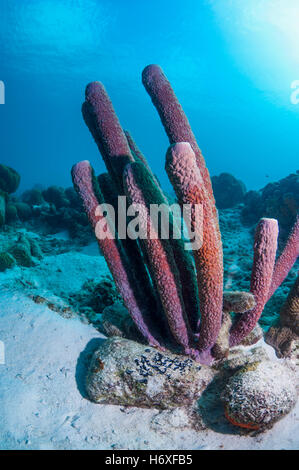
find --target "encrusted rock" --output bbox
[212,311,232,360]
[264,276,299,360]
[265,326,299,360]
[212,309,262,360]
[86,337,215,409]
[218,346,270,372]
[280,275,299,336]
[240,324,263,346]
[221,361,297,430]
[223,291,255,313]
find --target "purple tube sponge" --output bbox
[165,143,223,355]
[229,218,279,346]
[82,82,134,191]
[74,65,297,364]
[142,65,216,217]
[71,160,161,348]
[268,215,299,299]
[123,161,197,356]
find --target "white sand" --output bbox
[0,249,298,450]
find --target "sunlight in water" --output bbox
[210,0,299,103]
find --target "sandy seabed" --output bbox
[0,237,298,450]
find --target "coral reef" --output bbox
[0,232,43,271]
[5,203,17,223]
[21,188,44,206]
[42,186,69,209]
[211,173,246,209]
[0,251,16,272]
[0,162,91,244]
[0,163,91,246]
[0,190,6,226]
[241,171,299,235]
[72,65,299,368]
[15,202,32,221]
[0,164,20,194]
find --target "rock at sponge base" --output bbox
[86,337,215,409]
[221,361,297,430]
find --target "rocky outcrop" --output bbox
[242,171,299,235]
[212,173,246,209]
[0,164,20,194]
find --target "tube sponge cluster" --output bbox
[72,65,299,363]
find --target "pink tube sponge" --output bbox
[71,160,161,348]
[230,218,279,346]
[165,142,223,354]
[268,215,299,299]
[123,161,195,356]
[142,65,215,214]
[82,82,134,190]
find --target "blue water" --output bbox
[0,0,298,193]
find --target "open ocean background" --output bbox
[0,0,298,192]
